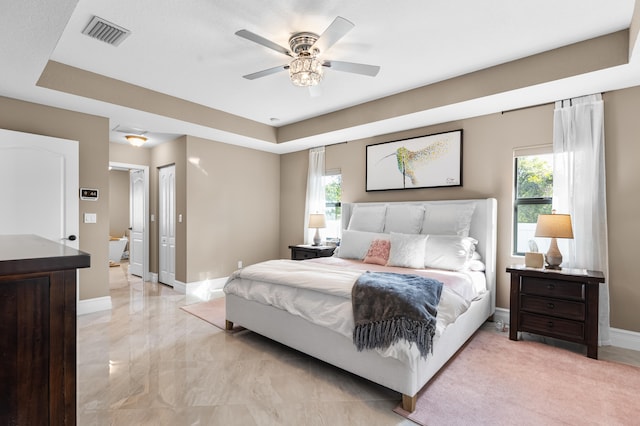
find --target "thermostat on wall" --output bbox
[80,188,99,201]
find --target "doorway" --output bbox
[109,161,150,282]
[0,128,82,302]
[0,129,79,248]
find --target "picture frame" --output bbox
[366,129,463,191]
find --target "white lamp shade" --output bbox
[535,213,574,239]
[308,213,326,228]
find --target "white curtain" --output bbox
[552,93,610,345]
[304,147,326,245]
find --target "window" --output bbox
[323,171,342,242]
[513,150,553,255]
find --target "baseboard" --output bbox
[173,280,185,293]
[610,327,640,351]
[172,277,228,301]
[77,296,112,315]
[493,307,640,351]
[493,307,510,324]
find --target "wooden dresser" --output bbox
[0,235,90,425]
[507,265,604,359]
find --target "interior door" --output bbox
[128,169,145,277]
[158,165,176,286]
[0,129,79,249]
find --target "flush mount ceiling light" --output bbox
[125,135,148,147]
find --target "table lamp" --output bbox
[309,213,326,246]
[534,211,574,269]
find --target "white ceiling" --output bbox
[1,0,638,153]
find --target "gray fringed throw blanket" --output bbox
[352,271,443,358]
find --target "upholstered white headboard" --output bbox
[342,198,498,313]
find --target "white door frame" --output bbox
[109,161,150,282]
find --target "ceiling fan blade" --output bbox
[235,29,293,58]
[323,60,380,77]
[312,16,354,54]
[242,65,289,80]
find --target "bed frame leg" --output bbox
[402,394,417,412]
[225,320,234,331]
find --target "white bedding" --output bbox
[311,256,487,301]
[224,258,485,368]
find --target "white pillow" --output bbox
[347,205,387,232]
[336,230,386,260]
[421,203,476,237]
[467,250,485,271]
[384,204,425,234]
[467,259,486,272]
[424,235,478,271]
[386,232,428,269]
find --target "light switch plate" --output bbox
[84,213,97,223]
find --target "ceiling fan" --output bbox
[235,16,380,88]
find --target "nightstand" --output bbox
[506,265,605,359]
[288,244,336,260]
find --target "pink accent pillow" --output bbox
[363,239,391,265]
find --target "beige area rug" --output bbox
[180,297,244,333]
[394,329,640,425]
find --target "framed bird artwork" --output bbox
[366,129,462,191]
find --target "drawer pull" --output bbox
[547,283,555,290]
[547,302,555,309]
[547,321,554,328]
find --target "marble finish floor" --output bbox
[78,264,413,425]
[77,263,640,425]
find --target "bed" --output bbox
[224,198,497,412]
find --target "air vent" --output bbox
[82,16,130,46]
[113,125,147,135]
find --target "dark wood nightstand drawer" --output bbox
[520,312,585,341]
[293,250,317,260]
[520,294,585,321]
[521,277,584,301]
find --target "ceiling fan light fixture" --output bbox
[237,18,379,86]
[125,135,148,147]
[289,54,323,87]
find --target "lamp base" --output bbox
[544,237,563,269]
[544,263,562,270]
[312,228,321,246]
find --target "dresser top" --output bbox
[0,234,90,276]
